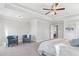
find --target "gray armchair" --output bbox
[70,39,79,47]
[7,35,18,47]
[22,35,32,43]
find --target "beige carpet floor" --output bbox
[0,42,40,56]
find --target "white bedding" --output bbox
[38,38,79,56]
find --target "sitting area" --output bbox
[7,34,32,47]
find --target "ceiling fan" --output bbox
[43,3,65,15]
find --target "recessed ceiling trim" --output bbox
[5,3,54,22]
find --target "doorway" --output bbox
[50,25,58,39]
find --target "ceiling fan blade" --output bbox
[54,11,57,15]
[55,3,59,7]
[43,8,50,10]
[45,11,51,15]
[56,8,65,10]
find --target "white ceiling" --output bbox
[0,3,79,22]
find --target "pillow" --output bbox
[69,39,79,47]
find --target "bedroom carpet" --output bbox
[0,42,40,56]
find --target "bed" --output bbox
[37,38,79,56]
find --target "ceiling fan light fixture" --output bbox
[17,16,23,19]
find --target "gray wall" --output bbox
[31,19,51,42]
